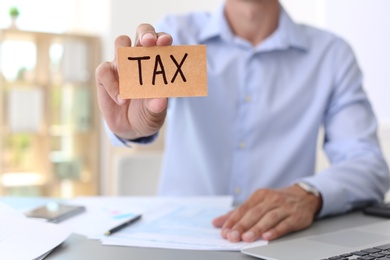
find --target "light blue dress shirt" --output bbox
[109,4,390,217]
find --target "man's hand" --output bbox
[95,24,173,140]
[212,185,322,242]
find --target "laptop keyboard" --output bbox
[321,243,390,259]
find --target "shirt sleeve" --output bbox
[300,39,390,217]
[104,120,158,147]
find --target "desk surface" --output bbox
[46,211,387,260]
[3,197,388,260]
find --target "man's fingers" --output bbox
[261,217,296,241]
[114,35,132,63]
[134,24,173,47]
[229,206,278,242]
[241,208,289,242]
[145,98,168,114]
[156,32,173,46]
[221,190,268,231]
[224,207,269,242]
[212,210,233,228]
[125,98,168,139]
[102,35,131,105]
[135,23,158,46]
[95,62,124,106]
[219,204,255,241]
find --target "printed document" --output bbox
[59,196,234,239]
[0,202,70,260]
[93,198,268,251]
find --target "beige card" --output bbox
[118,45,208,99]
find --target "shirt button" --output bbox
[239,142,246,149]
[245,96,252,102]
[234,187,241,195]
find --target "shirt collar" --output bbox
[198,4,231,43]
[198,3,309,52]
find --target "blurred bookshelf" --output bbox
[0,29,101,198]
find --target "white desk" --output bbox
[2,197,388,260]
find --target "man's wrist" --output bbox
[296,182,321,198]
[293,182,323,216]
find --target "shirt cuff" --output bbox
[115,133,158,147]
[297,175,350,218]
[104,120,158,147]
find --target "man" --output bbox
[96,0,390,243]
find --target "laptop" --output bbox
[241,220,390,260]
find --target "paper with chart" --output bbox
[100,204,268,251]
[0,202,70,260]
[58,196,234,239]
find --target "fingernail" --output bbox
[117,94,125,105]
[243,231,255,241]
[263,232,272,240]
[230,230,240,241]
[142,33,155,40]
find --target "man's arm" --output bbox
[212,38,390,243]
[300,38,390,217]
[95,24,171,142]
